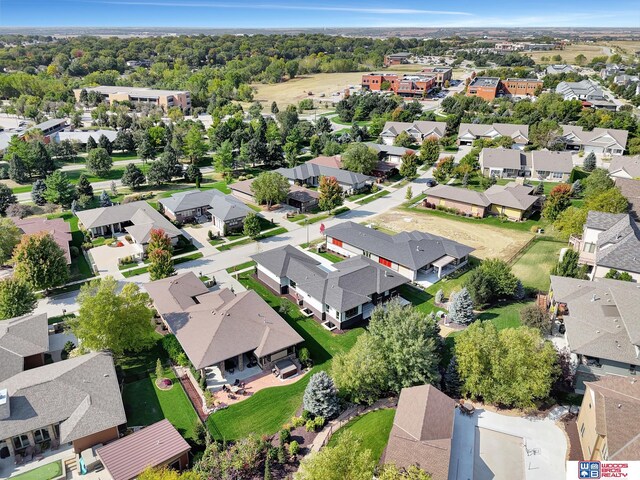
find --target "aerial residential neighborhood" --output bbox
[0,5,639,480]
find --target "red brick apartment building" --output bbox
[362,73,436,97]
[466,77,543,100]
[420,67,453,87]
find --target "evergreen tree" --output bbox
[98,134,113,154]
[443,355,462,397]
[583,152,596,172]
[28,141,55,177]
[513,280,526,300]
[448,288,475,324]
[31,179,47,206]
[86,135,97,153]
[76,174,94,198]
[184,164,202,186]
[0,185,17,216]
[100,190,112,207]
[44,171,76,207]
[271,101,279,114]
[8,154,29,184]
[86,147,113,176]
[113,130,135,152]
[302,371,340,419]
[121,163,146,190]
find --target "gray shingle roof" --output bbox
[252,245,409,312]
[484,182,539,210]
[426,184,490,207]
[479,148,525,170]
[0,314,49,382]
[381,121,447,139]
[458,123,529,143]
[0,352,126,443]
[585,211,628,230]
[561,125,628,150]
[550,276,640,365]
[609,156,640,178]
[276,163,373,187]
[530,150,573,174]
[159,189,252,221]
[614,178,640,219]
[144,272,303,369]
[364,142,412,157]
[594,214,640,274]
[323,222,474,271]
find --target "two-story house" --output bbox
[569,211,640,282]
[252,245,408,330]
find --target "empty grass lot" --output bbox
[11,460,62,480]
[207,272,362,440]
[511,239,564,292]
[327,409,396,462]
[122,370,199,440]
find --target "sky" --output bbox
[0,0,639,28]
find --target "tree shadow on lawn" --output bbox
[122,376,164,427]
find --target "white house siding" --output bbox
[294,286,325,313]
[381,136,395,146]
[257,264,283,285]
[325,238,363,257]
[397,264,417,281]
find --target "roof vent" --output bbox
[617,404,622,408]
[596,330,600,333]
[591,294,599,302]
[384,271,389,277]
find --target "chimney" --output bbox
[0,388,9,420]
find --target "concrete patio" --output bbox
[211,368,307,406]
[204,354,263,391]
[0,444,74,479]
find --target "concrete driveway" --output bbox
[449,408,567,480]
[89,242,142,276]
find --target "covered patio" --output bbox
[204,353,262,391]
[0,442,73,479]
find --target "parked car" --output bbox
[425,178,437,187]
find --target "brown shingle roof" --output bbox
[13,217,72,264]
[97,420,191,480]
[382,385,456,480]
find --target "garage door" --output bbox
[583,145,603,154]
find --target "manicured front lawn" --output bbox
[121,252,204,277]
[315,251,344,264]
[356,189,390,205]
[511,239,564,292]
[11,460,62,480]
[122,370,199,440]
[327,409,395,462]
[226,260,256,273]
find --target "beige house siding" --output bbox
[577,386,603,460]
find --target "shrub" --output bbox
[207,230,214,240]
[82,242,93,250]
[69,246,80,258]
[520,304,550,334]
[291,416,306,428]
[305,420,316,432]
[314,416,325,429]
[288,440,300,457]
[279,429,291,446]
[435,289,444,304]
[104,237,115,246]
[203,389,215,408]
[301,410,313,421]
[298,347,312,368]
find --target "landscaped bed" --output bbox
[11,460,62,480]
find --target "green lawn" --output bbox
[305,214,330,225]
[207,273,363,440]
[121,252,204,278]
[257,227,287,240]
[511,239,564,292]
[226,260,257,273]
[356,189,390,205]
[287,213,307,222]
[122,370,200,440]
[11,460,62,480]
[11,185,32,194]
[46,212,94,281]
[111,152,140,161]
[327,409,395,462]
[314,251,344,263]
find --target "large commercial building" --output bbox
[74,86,191,113]
[361,73,436,97]
[466,77,542,101]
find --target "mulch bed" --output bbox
[155,378,174,390]
[562,414,582,460]
[177,374,209,422]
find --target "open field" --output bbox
[373,210,533,261]
[605,41,640,61]
[524,43,608,65]
[511,239,564,292]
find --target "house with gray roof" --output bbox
[424,182,539,221]
[457,123,529,149]
[608,155,640,179]
[51,129,117,148]
[530,150,574,181]
[556,79,610,103]
[545,64,576,75]
[324,221,474,282]
[561,125,628,155]
[549,275,640,392]
[159,189,253,235]
[144,272,303,377]
[380,121,446,146]
[0,314,48,382]
[479,148,573,181]
[569,211,640,282]
[614,178,640,219]
[0,352,126,459]
[76,201,181,250]
[276,163,373,195]
[252,245,408,330]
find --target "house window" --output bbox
[580,423,585,437]
[12,435,30,450]
[33,428,50,443]
[379,257,392,268]
[583,243,596,253]
[552,172,563,179]
[345,307,359,319]
[332,238,343,247]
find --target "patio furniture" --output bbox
[274,359,298,379]
[458,400,475,416]
[14,454,23,465]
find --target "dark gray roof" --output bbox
[159,189,252,221]
[594,213,640,274]
[323,222,474,271]
[276,163,373,187]
[0,352,126,443]
[0,314,49,382]
[32,118,66,131]
[252,245,409,312]
[364,142,411,157]
[530,150,573,174]
[550,276,640,364]
[586,211,628,230]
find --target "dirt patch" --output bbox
[372,209,533,261]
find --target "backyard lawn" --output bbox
[47,212,94,281]
[315,251,344,263]
[511,239,564,292]
[11,460,62,480]
[327,409,396,462]
[122,370,199,440]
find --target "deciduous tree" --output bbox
[44,170,75,206]
[318,176,343,211]
[242,212,261,239]
[419,136,440,166]
[0,278,37,320]
[399,150,418,179]
[0,185,17,216]
[148,248,174,281]
[341,143,378,175]
[183,125,208,164]
[12,232,69,291]
[0,218,21,264]
[251,171,290,208]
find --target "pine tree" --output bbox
[513,280,526,300]
[448,288,475,324]
[8,154,28,184]
[76,174,94,198]
[302,371,340,419]
[31,179,47,206]
[443,355,462,397]
[121,163,146,190]
[583,152,596,172]
[98,134,113,154]
[86,135,97,153]
[100,190,112,207]
[155,358,164,380]
[405,185,413,200]
[435,289,444,304]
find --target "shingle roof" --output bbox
[561,125,628,150]
[594,213,640,273]
[556,80,604,99]
[426,184,491,207]
[530,150,574,174]
[76,201,181,243]
[323,221,474,271]
[144,272,303,369]
[614,178,640,219]
[13,216,73,264]
[53,130,117,145]
[458,123,529,143]
[382,385,456,480]
[276,163,373,187]
[159,189,252,222]
[550,276,640,365]
[364,142,412,157]
[484,182,539,211]
[97,420,191,480]
[609,156,640,178]
[306,155,343,169]
[480,148,526,170]
[584,376,640,460]
[0,352,126,443]
[585,211,628,230]
[381,121,446,139]
[252,245,409,312]
[0,313,49,382]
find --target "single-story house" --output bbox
[324,221,474,281]
[380,121,446,146]
[252,245,408,330]
[576,376,640,461]
[457,123,529,149]
[479,148,573,181]
[76,201,181,248]
[0,352,126,457]
[12,216,73,264]
[306,155,342,169]
[529,150,574,181]
[0,313,48,382]
[548,275,640,393]
[159,189,253,234]
[614,177,640,219]
[546,64,576,75]
[608,155,640,179]
[229,178,319,212]
[51,129,118,148]
[364,142,411,165]
[560,125,628,155]
[424,182,539,221]
[97,420,191,480]
[144,272,304,376]
[381,384,456,480]
[276,163,373,195]
[29,118,67,137]
[569,211,640,282]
